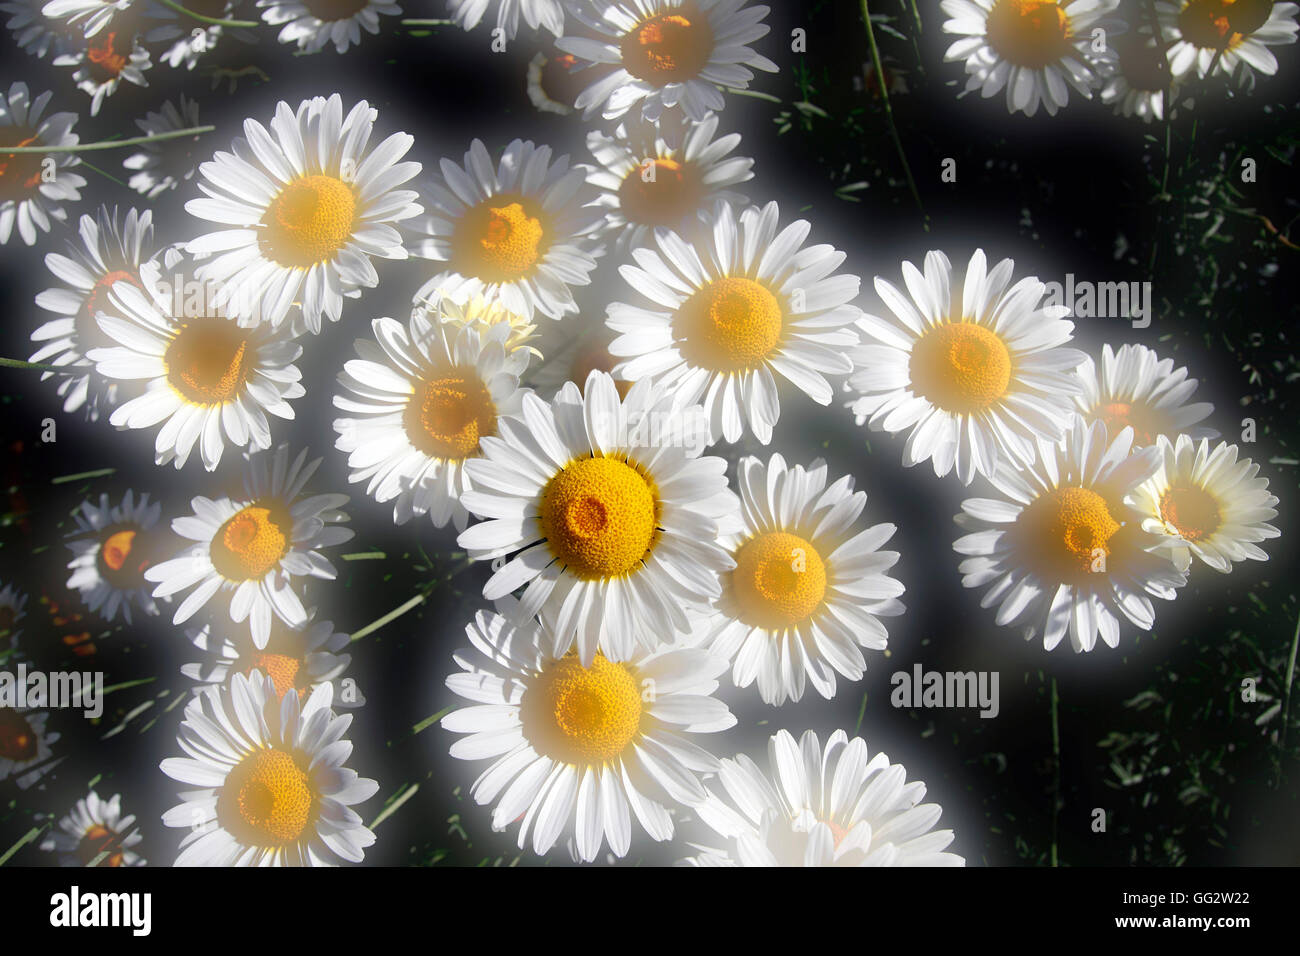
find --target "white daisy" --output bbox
[145,444,353,647]
[29,206,155,422]
[457,370,739,664]
[449,0,565,38]
[161,671,378,865]
[0,708,58,788]
[86,255,306,471]
[954,418,1186,653]
[587,112,753,252]
[1131,434,1280,574]
[3,0,79,58]
[1157,0,1298,80]
[941,0,1120,116]
[441,599,736,862]
[1075,343,1216,447]
[0,583,27,657]
[681,729,964,867]
[186,94,422,334]
[259,0,401,54]
[411,138,603,322]
[847,249,1084,485]
[65,488,167,624]
[609,200,861,446]
[558,0,779,122]
[122,95,202,198]
[0,82,86,246]
[701,454,904,706]
[183,610,351,698]
[40,0,128,36]
[53,13,152,116]
[40,791,145,866]
[333,309,530,531]
[1100,33,1182,121]
[419,292,541,358]
[147,0,241,69]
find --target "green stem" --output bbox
[352,593,425,641]
[3,126,213,154]
[400,18,454,26]
[0,357,60,372]
[153,0,258,28]
[860,0,928,230]
[1279,612,1300,751]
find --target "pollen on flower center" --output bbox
[620,10,715,85]
[618,157,702,227]
[453,197,547,282]
[301,0,369,21]
[0,129,45,201]
[403,369,496,461]
[909,322,1013,413]
[76,824,125,866]
[539,456,659,580]
[1159,482,1222,542]
[1017,486,1121,581]
[1093,401,1164,446]
[219,748,315,846]
[985,0,1072,68]
[164,320,253,405]
[732,531,827,629]
[97,527,150,588]
[247,652,304,699]
[210,504,290,581]
[86,30,130,80]
[261,174,357,268]
[676,276,783,371]
[521,653,643,764]
[1177,0,1235,48]
[0,709,36,761]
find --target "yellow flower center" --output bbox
[219,748,315,847]
[1016,486,1122,581]
[0,128,45,201]
[618,157,702,227]
[247,652,304,699]
[164,320,253,406]
[86,29,130,80]
[261,174,357,268]
[96,527,153,589]
[521,653,643,764]
[301,0,368,20]
[1093,401,1166,447]
[1159,482,1221,542]
[620,9,714,85]
[453,197,547,282]
[403,369,496,461]
[1178,0,1267,47]
[985,0,1072,68]
[76,824,125,867]
[538,456,659,580]
[910,322,1012,413]
[676,276,783,371]
[210,504,290,581]
[732,531,827,629]
[0,709,35,761]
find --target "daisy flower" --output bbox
[333,311,530,531]
[1075,343,1216,447]
[1100,33,1181,121]
[0,583,27,656]
[53,12,152,116]
[1131,434,1280,574]
[425,292,541,358]
[449,0,565,38]
[258,0,401,53]
[0,82,86,246]
[29,205,156,422]
[183,611,351,699]
[528,310,630,399]
[87,257,306,471]
[458,370,739,664]
[847,249,1084,485]
[941,0,1120,117]
[145,444,353,647]
[587,112,754,252]
[1157,0,1299,80]
[681,729,964,867]
[0,708,59,788]
[701,455,904,706]
[558,0,778,122]
[40,0,127,36]
[122,96,202,198]
[412,138,603,322]
[3,0,79,58]
[608,200,861,446]
[40,791,145,866]
[953,418,1186,653]
[65,489,167,624]
[441,600,736,862]
[147,0,242,69]
[186,94,422,334]
[161,671,378,865]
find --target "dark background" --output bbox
[0,0,1297,866]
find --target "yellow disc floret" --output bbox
[1093,401,1165,447]
[211,504,289,581]
[261,174,357,268]
[620,10,714,85]
[164,321,253,406]
[539,456,658,579]
[732,531,827,629]
[1017,486,1121,581]
[521,653,643,764]
[454,197,546,282]
[986,0,1072,68]
[404,369,497,460]
[677,276,783,371]
[76,824,125,867]
[219,748,314,846]
[618,157,702,227]
[910,321,1012,413]
[1159,482,1221,542]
